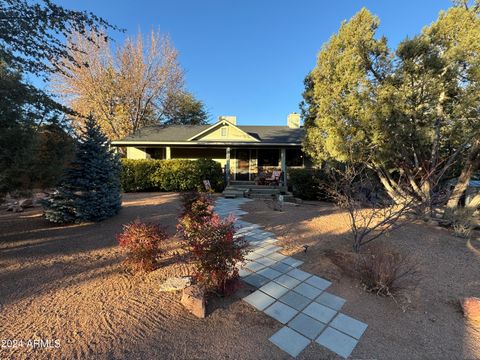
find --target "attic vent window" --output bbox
[221,127,228,137]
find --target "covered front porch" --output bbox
[125,145,305,187]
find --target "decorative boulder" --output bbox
[181,285,206,319]
[159,276,192,292]
[462,297,480,327]
[7,204,24,213]
[18,198,34,208]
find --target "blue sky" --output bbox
[56,0,453,125]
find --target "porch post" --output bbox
[165,146,171,160]
[280,148,287,187]
[225,147,231,185]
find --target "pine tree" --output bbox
[43,116,122,223]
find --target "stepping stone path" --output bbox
[215,197,368,359]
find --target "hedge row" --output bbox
[288,168,330,200]
[121,158,224,192]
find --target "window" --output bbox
[221,127,228,137]
[286,148,304,167]
[258,149,279,167]
[146,148,165,159]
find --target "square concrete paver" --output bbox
[293,282,323,300]
[270,261,294,274]
[329,313,368,339]
[255,257,277,267]
[305,276,332,290]
[274,274,302,289]
[268,252,288,262]
[281,257,304,268]
[244,290,276,311]
[245,252,264,261]
[315,292,346,311]
[302,302,337,324]
[279,291,312,311]
[259,281,289,299]
[243,273,269,288]
[269,326,310,358]
[257,267,283,280]
[244,261,266,272]
[239,268,252,278]
[287,268,311,281]
[243,235,257,243]
[288,313,326,340]
[254,247,278,257]
[262,244,282,253]
[316,327,358,359]
[264,301,298,324]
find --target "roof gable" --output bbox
[187,120,260,142]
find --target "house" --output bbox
[112,113,307,188]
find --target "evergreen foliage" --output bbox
[302,6,480,205]
[43,116,121,223]
[0,59,74,193]
[161,92,209,125]
[120,158,224,192]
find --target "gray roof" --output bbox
[113,124,304,145]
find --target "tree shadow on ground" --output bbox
[0,192,181,306]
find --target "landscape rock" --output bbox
[18,198,34,208]
[462,297,480,327]
[159,276,192,292]
[181,285,206,319]
[11,205,24,213]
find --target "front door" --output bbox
[236,149,250,181]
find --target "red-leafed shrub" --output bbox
[117,220,168,273]
[178,192,215,240]
[178,194,248,296]
[185,214,248,295]
[180,191,202,216]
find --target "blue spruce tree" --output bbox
[43,116,122,223]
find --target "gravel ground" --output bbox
[0,194,478,359]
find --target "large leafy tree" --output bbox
[0,0,118,76]
[303,6,480,207]
[0,0,118,193]
[0,59,74,193]
[52,30,186,139]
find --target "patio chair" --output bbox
[265,170,282,186]
[203,180,212,191]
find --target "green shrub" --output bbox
[288,168,328,200]
[444,207,475,239]
[121,159,159,192]
[121,158,224,192]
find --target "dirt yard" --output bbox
[0,193,479,360]
[0,193,285,360]
[241,200,480,360]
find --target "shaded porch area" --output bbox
[125,146,305,187]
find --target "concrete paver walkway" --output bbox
[215,197,368,359]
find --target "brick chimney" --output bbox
[218,116,237,125]
[287,113,300,128]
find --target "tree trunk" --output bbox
[376,169,408,204]
[466,193,480,210]
[445,138,480,210]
